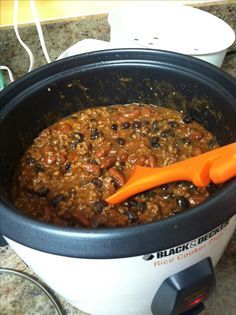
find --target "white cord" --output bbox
[13,0,34,72]
[0,65,15,82]
[1,0,50,85]
[30,0,51,63]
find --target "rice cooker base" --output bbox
[4,216,235,315]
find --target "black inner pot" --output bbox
[0,49,236,258]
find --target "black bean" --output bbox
[169,121,179,128]
[111,124,118,131]
[188,183,197,191]
[161,184,169,191]
[92,200,107,213]
[160,129,174,138]
[73,132,84,143]
[90,129,101,140]
[127,199,139,210]
[132,120,142,129]
[189,107,207,123]
[122,122,131,129]
[37,187,50,197]
[176,196,189,210]
[207,182,218,193]
[182,137,191,145]
[91,177,103,188]
[34,163,45,173]
[183,114,193,124]
[111,178,121,190]
[124,211,137,223]
[151,120,159,132]
[150,136,160,148]
[116,138,126,145]
[65,162,71,171]
[26,155,35,165]
[52,194,65,206]
[138,202,147,213]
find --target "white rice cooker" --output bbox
[0,49,235,315]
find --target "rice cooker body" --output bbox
[5,216,235,315]
[0,50,236,315]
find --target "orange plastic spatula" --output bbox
[106,142,236,205]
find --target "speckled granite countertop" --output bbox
[0,2,236,315]
[1,1,236,79]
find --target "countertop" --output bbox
[1,1,236,79]
[0,2,236,314]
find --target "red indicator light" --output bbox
[186,293,208,308]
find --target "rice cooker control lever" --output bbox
[151,257,215,315]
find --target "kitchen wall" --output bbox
[0,0,228,27]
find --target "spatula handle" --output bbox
[106,142,236,204]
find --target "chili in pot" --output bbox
[12,103,219,228]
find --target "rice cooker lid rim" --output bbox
[1,48,236,101]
